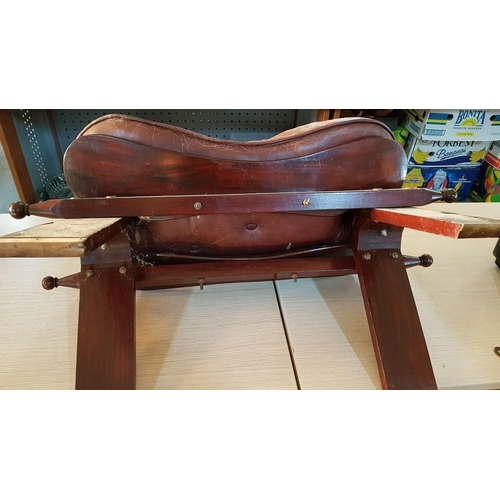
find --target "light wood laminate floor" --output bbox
[1,204,500,389]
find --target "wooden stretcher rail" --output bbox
[48,256,358,291]
[8,188,456,220]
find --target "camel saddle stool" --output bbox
[4,114,500,390]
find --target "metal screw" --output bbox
[194,202,203,210]
[391,252,399,259]
[363,253,371,260]
[100,243,108,250]
[380,229,388,237]
[119,266,128,274]
[86,269,94,277]
[198,278,205,290]
[292,273,298,282]
[302,198,310,206]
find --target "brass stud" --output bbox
[119,266,128,274]
[86,269,94,277]
[391,252,399,259]
[363,253,371,260]
[302,198,310,206]
[292,273,299,282]
[198,278,205,290]
[194,202,203,210]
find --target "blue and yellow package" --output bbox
[403,166,480,201]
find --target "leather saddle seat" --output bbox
[63,114,407,259]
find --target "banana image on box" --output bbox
[413,148,430,164]
[469,147,487,163]
[405,135,490,167]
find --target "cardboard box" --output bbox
[401,109,500,141]
[404,133,490,167]
[470,160,500,202]
[485,141,500,169]
[402,166,480,201]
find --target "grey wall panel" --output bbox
[11,110,64,199]
[50,110,301,154]
[295,109,318,127]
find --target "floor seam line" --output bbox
[273,280,301,390]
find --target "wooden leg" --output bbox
[75,234,136,390]
[351,217,437,390]
[494,239,500,269]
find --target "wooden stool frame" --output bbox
[4,187,500,390]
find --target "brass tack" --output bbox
[119,266,128,274]
[302,198,310,206]
[363,253,371,260]
[391,252,399,259]
[86,269,94,277]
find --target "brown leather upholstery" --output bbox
[131,211,347,258]
[63,114,407,258]
[75,114,400,163]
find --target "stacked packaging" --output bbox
[397,110,500,201]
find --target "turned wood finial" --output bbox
[441,189,458,203]
[404,254,434,269]
[419,254,433,267]
[42,276,58,290]
[9,201,29,219]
